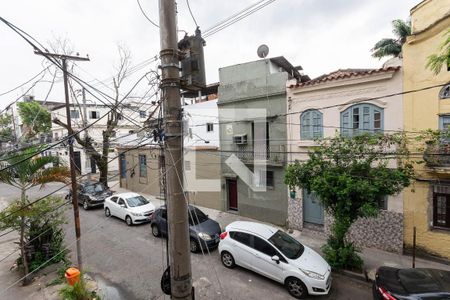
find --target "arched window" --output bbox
[341,103,383,137]
[300,109,323,140]
[439,83,450,99]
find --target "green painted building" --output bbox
[218,57,305,225]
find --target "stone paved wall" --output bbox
[324,210,403,253]
[287,196,303,230]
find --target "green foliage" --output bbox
[17,101,51,137]
[426,29,450,75]
[0,146,69,188]
[284,134,414,270]
[0,196,68,272]
[0,114,14,142]
[372,19,411,59]
[59,281,90,300]
[58,273,101,300]
[322,241,363,270]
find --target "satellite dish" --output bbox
[257,44,269,58]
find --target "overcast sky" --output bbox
[0,0,418,109]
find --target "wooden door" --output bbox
[227,179,238,211]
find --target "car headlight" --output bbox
[198,232,212,241]
[131,212,143,216]
[299,268,325,280]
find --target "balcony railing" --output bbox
[424,143,450,167]
[233,145,286,165]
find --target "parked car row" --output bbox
[71,184,450,299]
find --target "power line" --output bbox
[186,0,198,28]
[283,83,447,116]
[203,0,276,38]
[0,67,49,97]
[0,135,153,223]
[136,0,159,28]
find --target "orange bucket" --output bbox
[64,267,80,286]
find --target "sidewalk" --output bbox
[113,182,450,281]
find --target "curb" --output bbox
[332,269,373,284]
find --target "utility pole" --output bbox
[81,88,91,183]
[34,51,89,271]
[158,1,193,299]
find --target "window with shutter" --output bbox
[340,104,383,136]
[300,109,323,140]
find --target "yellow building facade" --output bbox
[403,0,450,259]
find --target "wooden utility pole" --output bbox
[158,1,193,299]
[34,51,89,270]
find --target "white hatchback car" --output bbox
[219,221,331,299]
[104,192,155,226]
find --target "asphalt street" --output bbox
[63,206,372,300]
[0,183,372,300]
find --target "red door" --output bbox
[227,179,238,211]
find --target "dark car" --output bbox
[373,266,450,300]
[150,205,221,253]
[66,181,113,210]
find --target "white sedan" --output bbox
[104,192,155,226]
[218,221,331,299]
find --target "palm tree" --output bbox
[0,147,69,285]
[372,19,411,59]
[426,29,450,75]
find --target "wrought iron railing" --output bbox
[233,145,285,164]
[424,143,450,167]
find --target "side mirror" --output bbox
[120,204,126,208]
[271,255,280,264]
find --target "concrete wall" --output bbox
[119,147,223,211]
[403,0,450,259]
[118,147,161,197]
[218,59,290,226]
[184,99,219,148]
[184,149,222,210]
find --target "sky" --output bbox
[0,0,418,109]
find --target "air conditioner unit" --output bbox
[233,134,247,145]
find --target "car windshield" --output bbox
[126,195,149,207]
[268,230,304,259]
[188,208,209,225]
[84,183,105,193]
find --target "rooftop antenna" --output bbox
[257,44,269,58]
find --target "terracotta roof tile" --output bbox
[288,66,401,88]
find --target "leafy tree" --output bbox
[53,46,132,186]
[0,196,68,273]
[372,19,411,59]
[284,134,414,270]
[426,29,450,75]
[17,101,51,137]
[0,147,69,285]
[0,114,14,143]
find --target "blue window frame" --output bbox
[440,115,450,131]
[139,154,147,178]
[300,109,323,140]
[341,104,383,137]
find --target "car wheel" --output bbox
[125,215,133,226]
[151,224,160,237]
[105,207,111,217]
[82,200,89,210]
[221,251,235,268]
[190,238,199,253]
[285,277,308,299]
